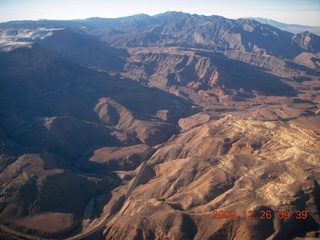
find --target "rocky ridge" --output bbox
[104,115,320,240]
[0,11,319,239]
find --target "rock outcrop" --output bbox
[105,116,320,240]
[0,11,319,239]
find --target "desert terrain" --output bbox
[0,12,319,239]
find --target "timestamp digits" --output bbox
[212,209,308,220]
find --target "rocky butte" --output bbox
[0,11,319,240]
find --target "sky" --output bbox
[0,0,319,26]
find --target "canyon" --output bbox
[0,12,319,239]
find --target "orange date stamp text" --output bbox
[212,209,308,220]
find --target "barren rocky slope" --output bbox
[104,115,320,240]
[0,11,319,239]
[82,12,318,58]
[0,32,194,238]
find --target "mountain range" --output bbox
[0,11,319,240]
[251,17,320,36]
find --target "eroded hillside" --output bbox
[104,115,320,240]
[0,11,319,240]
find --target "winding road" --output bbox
[67,161,148,240]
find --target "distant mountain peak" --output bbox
[154,11,190,16]
[251,17,320,35]
[119,13,152,21]
[251,18,292,27]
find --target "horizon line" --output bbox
[0,11,319,27]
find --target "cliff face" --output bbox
[123,48,297,101]
[292,31,320,52]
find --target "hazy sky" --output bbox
[0,0,319,26]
